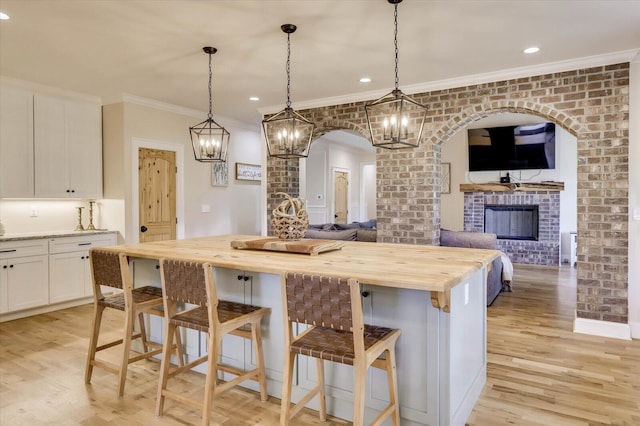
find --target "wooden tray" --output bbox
[231,238,344,256]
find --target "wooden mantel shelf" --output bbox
[459,181,564,192]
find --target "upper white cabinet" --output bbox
[0,86,35,198]
[34,94,103,198]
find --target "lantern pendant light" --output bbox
[365,0,427,149]
[190,46,230,162]
[262,24,315,159]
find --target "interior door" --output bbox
[138,148,176,242]
[333,171,348,224]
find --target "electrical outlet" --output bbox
[29,207,38,217]
[201,204,211,213]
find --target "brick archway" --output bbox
[311,119,370,143]
[267,63,630,324]
[428,100,585,147]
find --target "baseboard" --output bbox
[630,321,640,339]
[573,315,632,340]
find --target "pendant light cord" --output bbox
[208,52,213,119]
[394,2,399,91]
[286,31,292,109]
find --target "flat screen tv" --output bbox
[467,122,556,171]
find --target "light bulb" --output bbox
[390,115,397,125]
[383,118,389,128]
[401,116,408,127]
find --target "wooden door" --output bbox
[138,148,176,242]
[334,171,348,224]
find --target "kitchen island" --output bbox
[102,234,498,426]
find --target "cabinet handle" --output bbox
[66,189,70,193]
[2,265,6,269]
[78,243,92,246]
[9,264,14,268]
[0,249,17,253]
[237,274,250,281]
[71,189,75,193]
[361,291,369,298]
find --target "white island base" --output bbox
[132,260,488,426]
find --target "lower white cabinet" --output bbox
[189,268,285,394]
[0,239,49,314]
[49,234,117,303]
[0,232,117,320]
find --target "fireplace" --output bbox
[463,190,560,265]
[484,204,539,241]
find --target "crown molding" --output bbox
[106,93,259,131]
[259,48,640,116]
[0,75,102,103]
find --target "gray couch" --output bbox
[440,229,504,306]
[304,220,377,242]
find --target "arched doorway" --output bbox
[300,130,375,226]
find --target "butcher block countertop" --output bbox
[101,234,499,294]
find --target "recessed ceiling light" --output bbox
[523,46,540,54]
[359,77,372,83]
[0,12,10,20]
[249,96,260,101]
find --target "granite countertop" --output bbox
[0,229,117,242]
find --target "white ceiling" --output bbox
[1,0,639,125]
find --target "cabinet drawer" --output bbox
[49,234,116,254]
[0,239,48,259]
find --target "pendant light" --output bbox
[262,24,315,159]
[364,0,427,149]
[190,47,230,162]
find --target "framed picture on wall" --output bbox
[235,162,262,181]
[442,162,451,194]
[211,162,228,187]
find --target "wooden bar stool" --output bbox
[280,272,401,426]
[85,249,184,397]
[156,259,270,426]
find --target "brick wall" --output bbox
[266,63,630,323]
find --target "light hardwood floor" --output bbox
[1,265,638,425]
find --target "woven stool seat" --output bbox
[169,301,263,333]
[99,286,163,311]
[290,324,395,366]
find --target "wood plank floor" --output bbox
[468,265,640,426]
[1,264,638,425]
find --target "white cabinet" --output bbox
[34,94,103,198]
[0,240,49,313]
[0,85,34,198]
[48,233,117,303]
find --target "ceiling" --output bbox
[1,1,639,126]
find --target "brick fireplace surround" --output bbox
[266,63,630,325]
[463,191,561,266]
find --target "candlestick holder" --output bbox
[75,207,85,231]
[87,201,96,230]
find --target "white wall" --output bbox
[111,101,262,243]
[304,132,375,225]
[441,113,578,262]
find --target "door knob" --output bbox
[140,225,148,232]
[334,214,338,218]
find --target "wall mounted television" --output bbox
[467,122,556,171]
